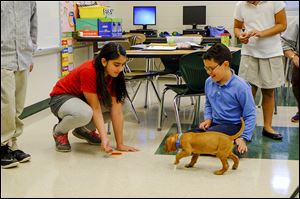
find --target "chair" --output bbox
[114,34,162,122]
[124,33,162,108]
[156,34,204,106]
[157,51,209,133]
[157,34,203,81]
[231,49,241,75]
[107,37,148,123]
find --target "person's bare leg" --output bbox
[251,85,258,98]
[261,88,277,133]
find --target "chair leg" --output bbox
[157,88,169,131]
[191,96,201,128]
[144,79,149,108]
[149,79,167,117]
[131,80,143,102]
[177,77,182,111]
[190,97,194,105]
[126,93,140,123]
[173,95,183,134]
[150,79,162,104]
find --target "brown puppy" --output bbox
[165,118,245,175]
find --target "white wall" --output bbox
[110,1,237,37]
[25,46,93,107]
[109,1,299,43]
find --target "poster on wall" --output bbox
[60,1,76,77]
[61,37,74,77]
[60,1,75,33]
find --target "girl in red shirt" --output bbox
[49,42,138,153]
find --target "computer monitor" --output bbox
[133,6,156,30]
[183,6,206,29]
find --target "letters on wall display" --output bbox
[60,1,76,77]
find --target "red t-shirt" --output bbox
[50,60,113,99]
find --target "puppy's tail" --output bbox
[230,117,245,140]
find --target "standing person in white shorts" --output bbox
[233,1,287,140]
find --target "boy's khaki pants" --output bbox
[1,69,28,150]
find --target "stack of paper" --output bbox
[142,46,177,51]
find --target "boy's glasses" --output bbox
[204,63,222,73]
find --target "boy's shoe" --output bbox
[291,112,299,123]
[1,145,19,169]
[262,128,283,140]
[10,149,31,163]
[72,128,101,145]
[53,124,71,152]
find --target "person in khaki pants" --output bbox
[1,1,37,169]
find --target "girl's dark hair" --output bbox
[202,43,232,65]
[93,42,128,107]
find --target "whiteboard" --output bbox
[36,1,60,50]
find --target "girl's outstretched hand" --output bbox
[101,136,113,153]
[116,144,139,152]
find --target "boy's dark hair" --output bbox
[93,42,128,107]
[202,43,232,65]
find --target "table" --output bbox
[127,46,241,130]
[144,36,221,44]
[75,35,132,53]
[126,49,207,108]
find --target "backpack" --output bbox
[208,26,231,38]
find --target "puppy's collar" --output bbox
[175,133,182,149]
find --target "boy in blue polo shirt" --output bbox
[198,43,256,155]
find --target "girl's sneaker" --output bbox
[291,112,299,123]
[72,128,101,145]
[52,124,71,152]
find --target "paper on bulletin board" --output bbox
[60,1,75,33]
[98,1,110,6]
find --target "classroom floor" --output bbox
[1,78,299,198]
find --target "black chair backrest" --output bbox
[179,51,209,92]
[231,50,241,75]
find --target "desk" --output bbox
[126,49,201,109]
[128,47,241,130]
[144,37,221,45]
[127,49,198,57]
[126,46,240,58]
[75,35,132,53]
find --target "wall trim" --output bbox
[20,98,50,119]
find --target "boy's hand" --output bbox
[235,138,247,154]
[199,119,212,130]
